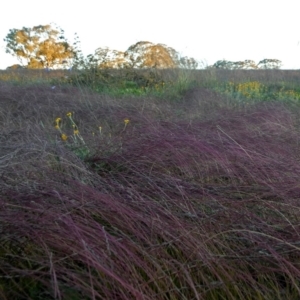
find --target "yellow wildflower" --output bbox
[124,118,130,125]
[73,129,79,135]
[61,134,68,141]
[66,112,72,117]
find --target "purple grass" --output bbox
[1,81,300,299]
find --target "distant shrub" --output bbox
[216,80,300,104]
[61,68,167,95]
[6,64,24,70]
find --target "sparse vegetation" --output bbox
[1,67,300,299]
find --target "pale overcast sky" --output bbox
[1,0,300,69]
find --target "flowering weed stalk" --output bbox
[123,118,130,130]
[55,112,90,160]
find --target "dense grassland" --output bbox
[1,68,300,299]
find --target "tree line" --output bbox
[3,24,282,70]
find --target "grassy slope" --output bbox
[1,69,300,299]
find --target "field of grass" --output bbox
[1,68,300,299]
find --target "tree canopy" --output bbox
[92,41,198,69]
[210,59,282,70]
[4,24,198,70]
[257,59,282,69]
[4,24,74,69]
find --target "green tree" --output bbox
[212,60,235,69]
[212,59,258,70]
[93,47,129,69]
[257,59,282,69]
[4,24,74,69]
